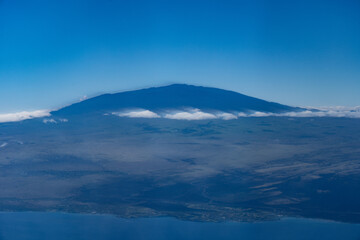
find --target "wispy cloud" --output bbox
[43,118,57,124]
[0,143,7,148]
[243,107,360,118]
[0,110,50,123]
[114,110,160,118]
[43,118,69,124]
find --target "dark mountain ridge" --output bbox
[52,84,299,116]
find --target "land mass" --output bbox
[0,85,359,223]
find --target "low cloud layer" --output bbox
[1,106,359,124]
[164,111,217,120]
[114,109,239,120]
[113,107,360,120]
[0,110,50,123]
[237,107,360,118]
[249,106,360,118]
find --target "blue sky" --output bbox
[0,0,359,113]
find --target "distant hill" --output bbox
[52,84,299,116]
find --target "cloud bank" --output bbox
[0,110,50,123]
[2,106,358,124]
[113,107,360,120]
[114,109,239,120]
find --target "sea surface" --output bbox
[0,212,359,240]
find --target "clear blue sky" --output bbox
[1,0,359,113]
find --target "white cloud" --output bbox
[114,110,160,118]
[43,118,68,124]
[216,113,238,120]
[0,110,50,123]
[164,110,217,120]
[43,118,57,124]
[247,111,272,117]
[112,109,238,120]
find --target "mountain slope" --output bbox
[52,84,299,116]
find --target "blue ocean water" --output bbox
[0,212,359,240]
